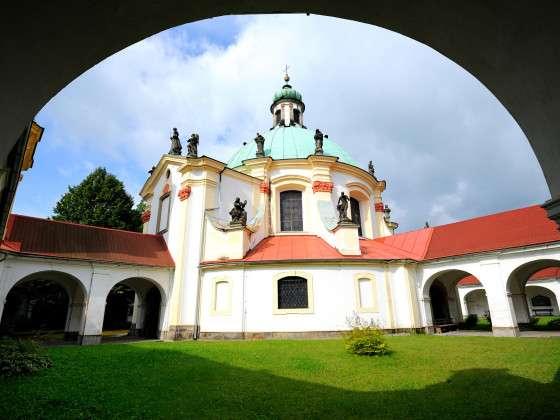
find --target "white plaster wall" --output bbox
[199,264,417,334]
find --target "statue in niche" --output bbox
[314,129,324,155]
[187,133,199,158]
[169,128,182,155]
[229,197,247,226]
[368,160,375,177]
[337,192,351,223]
[255,133,265,158]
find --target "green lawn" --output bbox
[1,336,559,419]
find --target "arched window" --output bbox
[531,295,552,307]
[350,197,363,236]
[280,190,303,231]
[157,192,171,233]
[211,278,232,315]
[275,109,282,125]
[278,277,308,309]
[293,109,301,124]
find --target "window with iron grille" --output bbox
[350,197,363,237]
[280,190,303,231]
[278,277,308,309]
[531,295,552,307]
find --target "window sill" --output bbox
[273,308,314,315]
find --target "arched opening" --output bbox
[349,197,363,237]
[424,269,485,333]
[102,278,163,342]
[0,271,86,343]
[506,260,560,331]
[293,108,300,125]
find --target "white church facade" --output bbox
[1,75,559,343]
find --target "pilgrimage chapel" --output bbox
[0,74,559,344]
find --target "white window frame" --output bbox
[210,276,232,316]
[354,273,379,313]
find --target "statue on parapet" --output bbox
[314,129,324,155]
[187,133,199,158]
[169,128,182,155]
[337,192,351,223]
[368,160,375,177]
[255,133,265,158]
[229,197,247,226]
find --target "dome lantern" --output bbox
[270,68,305,128]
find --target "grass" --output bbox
[0,336,559,419]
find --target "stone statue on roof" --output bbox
[187,133,199,158]
[255,133,265,158]
[229,197,247,226]
[314,129,324,155]
[169,128,182,156]
[368,160,375,177]
[337,192,351,223]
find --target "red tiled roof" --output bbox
[458,267,560,286]
[203,205,560,265]
[1,214,174,267]
[530,267,560,280]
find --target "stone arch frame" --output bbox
[346,184,373,238]
[505,258,560,325]
[209,275,233,316]
[101,275,168,339]
[271,176,311,234]
[272,270,314,315]
[421,268,483,327]
[1,269,89,340]
[525,285,559,316]
[463,288,490,318]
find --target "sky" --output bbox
[13,14,550,232]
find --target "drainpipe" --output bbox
[241,265,247,338]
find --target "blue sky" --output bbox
[13,14,550,232]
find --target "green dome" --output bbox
[272,84,302,103]
[227,126,357,168]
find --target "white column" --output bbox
[79,270,111,345]
[479,260,519,336]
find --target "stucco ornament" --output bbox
[229,197,247,226]
[337,192,351,223]
[314,129,324,155]
[168,127,182,155]
[255,133,265,158]
[187,133,199,158]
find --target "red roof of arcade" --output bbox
[1,214,174,267]
[203,205,560,265]
[458,267,560,286]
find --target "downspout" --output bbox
[241,265,247,338]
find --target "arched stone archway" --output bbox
[506,259,560,328]
[463,289,490,319]
[0,270,87,342]
[101,277,165,342]
[525,285,559,317]
[2,3,560,235]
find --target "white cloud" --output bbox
[32,14,549,230]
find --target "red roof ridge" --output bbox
[429,204,542,231]
[9,214,163,238]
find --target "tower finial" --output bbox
[283,65,290,82]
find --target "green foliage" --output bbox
[0,338,52,377]
[344,313,390,356]
[53,167,143,232]
[529,316,560,330]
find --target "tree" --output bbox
[53,167,143,232]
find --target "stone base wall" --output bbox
[79,335,102,345]
[491,326,520,337]
[198,328,425,340]
[162,325,195,340]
